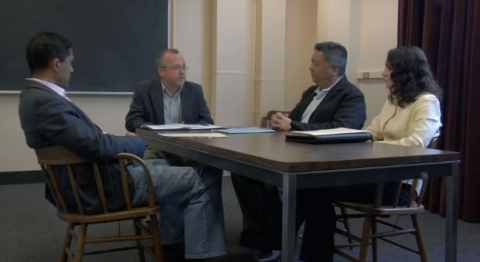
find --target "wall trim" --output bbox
[211,70,247,75]
[254,77,285,82]
[0,170,44,185]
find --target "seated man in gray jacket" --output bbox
[19,32,226,262]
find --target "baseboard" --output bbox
[0,170,44,185]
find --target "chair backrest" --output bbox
[382,136,440,209]
[428,136,439,149]
[260,110,291,128]
[36,146,156,216]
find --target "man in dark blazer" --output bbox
[231,42,366,262]
[19,32,226,262]
[125,49,223,258]
[125,48,213,133]
[126,49,213,163]
[125,76,213,131]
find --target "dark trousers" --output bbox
[232,173,411,261]
[231,174,283,250]
[298,182,412,262]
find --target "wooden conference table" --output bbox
[137,129,460,262]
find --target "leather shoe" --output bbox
[254,250,282,262]
[162,243,185,262]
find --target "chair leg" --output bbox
[61,223,75,262]
[371,216,378,262]
[411,214,428,262]
[150,215,164,262]
[134,219,146,262]
[73,224,87,262]
[359,214,372,262]
[340,206,354,248]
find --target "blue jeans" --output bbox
[129,159,227,259]
[140,159,185,246]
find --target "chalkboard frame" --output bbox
[0,0,170,94]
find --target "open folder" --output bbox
[216,127,275,134]
[286,127,373,144]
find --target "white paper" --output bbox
[142,124,225,130]
[157,132,228,138]
[141,124,186,130]
[175,124,226,130]
[290,127,366,136]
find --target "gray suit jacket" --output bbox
[125,77,214,132]
[289,77,367,130]
[19,79,146,214]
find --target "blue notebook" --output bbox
[217,127,275,134]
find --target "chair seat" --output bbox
[334,181,429,262]
[58,205,162,224]
[335,201,424,216]
[333,137,438,262]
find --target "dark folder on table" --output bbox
[286,128,373,144]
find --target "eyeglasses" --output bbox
[161,65,189,72]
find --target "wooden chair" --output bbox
[36,146,163,262]
[334,138,439,262]
[260,110,290,128]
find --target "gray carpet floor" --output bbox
[1,177,479,262]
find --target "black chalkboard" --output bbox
[0,0,168,92]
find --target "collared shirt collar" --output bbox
[300,76,344,123]
[161,80,183,97]
[26,78,70,101]
[315,75,344,94]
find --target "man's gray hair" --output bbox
[314,42,348,75]
[155,48,180,68]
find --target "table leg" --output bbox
[282,173,297,262]
[446,162,458,262]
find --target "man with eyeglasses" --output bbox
[125,49,224,261]
[126,48,213,138]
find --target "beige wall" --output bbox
[0,95,38,171]
[0,94,133,171]
[211,0,256,126]
[285,0,318,111]
[171,0,213,99]
[0,0,398,172]
[357,0,398,126]
[314,0,393,128]
[283,0,397,127]
[253,0,287,125]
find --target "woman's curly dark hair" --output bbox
[387,46,442,108]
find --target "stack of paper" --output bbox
[288,127,368,136]
[157,132,227,138]
[141,124,226,131]
[286,127,373,144]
